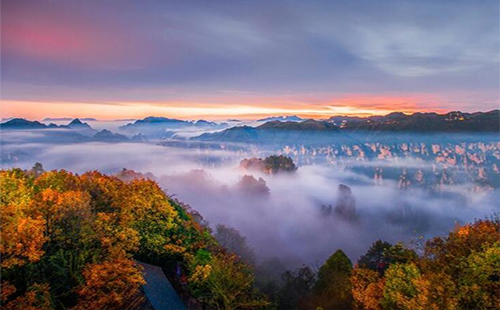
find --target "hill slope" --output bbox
[0,167,267,310]
[329,110,500,132]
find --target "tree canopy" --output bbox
[0,166,268,310]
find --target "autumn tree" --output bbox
[72,258,145,310]
[382,263,420,310]
[382,263,458,310]
[34,170,81,193]
[351,267,384,310]
[0,170,46,269]
[0,210,47,269]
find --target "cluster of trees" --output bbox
[263,156,297,174]
[240,155,297,174]
[351,219,499,310]
[268,218,499,310]
[0,165,268,310]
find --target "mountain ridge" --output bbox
[193,110,500,143]
[0,118,132,144]
[327,109,500,132]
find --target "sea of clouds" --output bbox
[1,131,498,268]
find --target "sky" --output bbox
[1,0,499,120]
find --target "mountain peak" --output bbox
[69,118,83,125]
[67,118,93,131]
[385,112,408,120]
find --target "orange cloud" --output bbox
[1,93,454,121]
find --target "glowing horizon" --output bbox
[2,91,496,121]
[1,95,467,121]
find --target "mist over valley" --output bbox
[2,114,498,268]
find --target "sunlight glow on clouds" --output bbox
[2,94,451,120]
[1,0,498,119]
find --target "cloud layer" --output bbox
[2,134,498,266]
[1,0,499,118]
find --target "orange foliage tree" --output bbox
[351,267,384,310]
[72,258,145,310]
[1,170,47,269]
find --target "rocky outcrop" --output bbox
[334,184,357,221]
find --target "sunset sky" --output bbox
[1,0,499,120]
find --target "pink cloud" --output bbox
[1,3,167,69]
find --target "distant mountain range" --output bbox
[1,118,49,130]
[257,115,304,122]
[194,110,500,144]
[3,111,498,146]
[0,118,130,143]
[119,116,229,139]
[121,116,227,128]
[1,118,95,131]
[0,116,230,142]
[193,119,342,144]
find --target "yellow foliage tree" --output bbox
[192,253,268,310]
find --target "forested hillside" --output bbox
[0,166,267,310]
[277,219,500,310]
[1,166,498,310]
